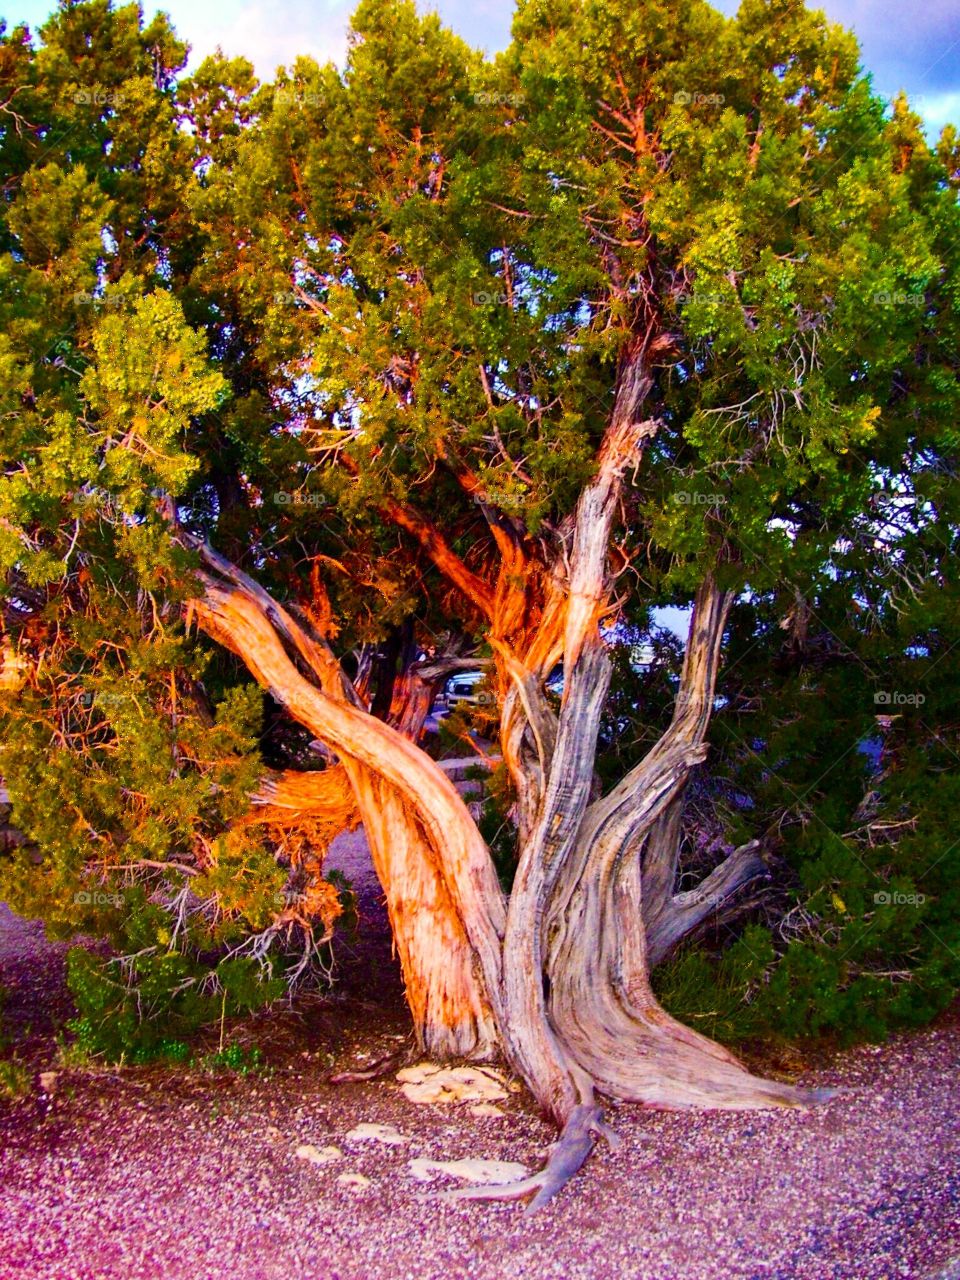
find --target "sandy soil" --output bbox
[1,829,958,1280]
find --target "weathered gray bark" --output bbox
[643,824,769,967]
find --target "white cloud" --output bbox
[916,90,960,137]
[162,0,353,79]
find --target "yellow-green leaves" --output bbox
[192,830,288,932]
[81,292,228,504]
[6,163,112,279]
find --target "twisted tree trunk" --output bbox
[189,546,505,1060]
[544,577,813,1111]
[180,351,830,1209]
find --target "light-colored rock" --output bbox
[396,1062,510,1105]
[38,1071,59,1096]
[344,1122,408,1145]
[337,1172,371,1190]
[468,1103,506,1118]
[407,1158,529,1185]
[294,1143,343,1165]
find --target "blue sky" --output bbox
[3,0,959,135]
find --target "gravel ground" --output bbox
[1,832,958,1280]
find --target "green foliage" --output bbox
[0,0,957,1059]
[472,763,520,891]
[324,869,359,936]
[0,1057,31,1101]
[0,659,268,943]
[653,926,777,1044]
[65,943,284,1064]
[654,577,960,1046]
[201,1042,265,1075]
[54,1031,97,1071]
[657,894,960,1049]
[79,291,228,506]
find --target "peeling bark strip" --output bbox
[344,769,500,1058]
[250,764,359,825]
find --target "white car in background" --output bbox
[436,670,487,709]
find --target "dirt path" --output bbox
[1,878,958,1279]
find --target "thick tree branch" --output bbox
[378,494,496,618]
[644,839,769,967]
[186,549,508,1034]
[339,457,496,618]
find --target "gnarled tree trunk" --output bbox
[189,544,505,1061]
[180,348,830,1209]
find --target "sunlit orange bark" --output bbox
[188,547,505,1059]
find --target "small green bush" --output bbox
[201,1043,265,1074]
[65,945,284,1064]
[0,1058,31,1101]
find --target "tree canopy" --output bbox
[0,0,958,1201]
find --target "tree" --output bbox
[1,0,958,1205]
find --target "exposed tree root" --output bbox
[329,1039,415,1084]
[447,1102,620,1214]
